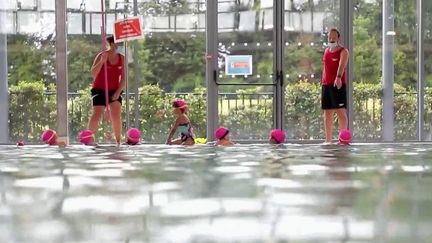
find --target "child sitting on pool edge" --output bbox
[166,99,195,145]
[214,127,234,146]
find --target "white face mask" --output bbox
[328,42,338,49]
[117,46,125,55]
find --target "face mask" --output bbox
[328,42,337,49]
[117,46,125,55]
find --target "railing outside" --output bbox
[8,86,431,143]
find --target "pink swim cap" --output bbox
[173,99,187,108]
[339,129,352,145]
[173,99,188,112]
[270,129,285,144]
[41,129,57,145]
[215,127,229,140]
[79,130,94,145]
[127,128,141,145]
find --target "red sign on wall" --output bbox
[113,17,144,43]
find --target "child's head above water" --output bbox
[172,99,188,114]
[269,129,285,144]
[215,127,230,141]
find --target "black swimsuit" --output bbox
[178,123,195,142]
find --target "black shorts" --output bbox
[91,88,122,107]
[321,84,347,110]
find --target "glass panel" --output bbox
[176,13,197,30]
[0,0,16,10]
[4,12,15,34]
[261,0,273,9]
[68,0,101,11]
[40,0,55,10]
[393,0,417,140]
[16,11,54,36]
[90,13,102,35]
[283,0,339,140]
[218,12,235,31]
[67,13,83,35]
[424,1,432,140]
[17,12,38,34]
[85,13,91,34]
[17,0,36,10]
[353,0,382,141]
[40,12,55,37]
[217,0,274,141]
[238,11,256,32]
[218,1,235,12]
[136,0,206,142]
[106,13,115,34]
[197,12,205,30]
[143,15,170,31]
[67,8,114,142]
[7,4,56,143]
[67,0,206,143]
[67,0,83,10]
[353,0,417,141]
[109,0,123,10]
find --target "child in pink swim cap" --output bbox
[269,129,285,144]
[214,127,234,146]
[166,99,195,145]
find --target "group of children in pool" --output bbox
[166,98,286,146]
[212,126,285,146]
[35,98,348,147]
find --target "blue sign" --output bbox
[225,55,253,76]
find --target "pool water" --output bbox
[0,143,431,242]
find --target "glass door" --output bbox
[283,0,340,140]
[216,0,277,141]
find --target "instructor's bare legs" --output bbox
[324,109,334,143]
[88,106,105,135]
[109,101,122,145]
[324,108,348,143]
[336,108,347,131]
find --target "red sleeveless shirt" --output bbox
[92,53,124,91]
[322,47,346,85]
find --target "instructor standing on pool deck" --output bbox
[321,28,349,144]
[88,35,125,145]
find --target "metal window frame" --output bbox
[417,0,425,141]
[206,0,218,141]
[340,0,354,134]
[273,0,284,129]
[0,0,9,143]
[382,0,395,141]
[55,0,69,144]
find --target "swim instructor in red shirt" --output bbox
[88,35,125,145]
[321,28,349,144]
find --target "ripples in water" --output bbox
[0,143,431,242]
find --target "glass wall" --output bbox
[217,0,274,141]
[66,0,206,143]
[352,0,382,141]
[4,0,57,143]
[137,0,206,142]
[283,0,339,140]
[67,0,112,143]
[353,0,418,141]
[1,0,431,143]
[393,0,417,140]
[424,0,432,140]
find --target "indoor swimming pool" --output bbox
[0,143,431,242]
